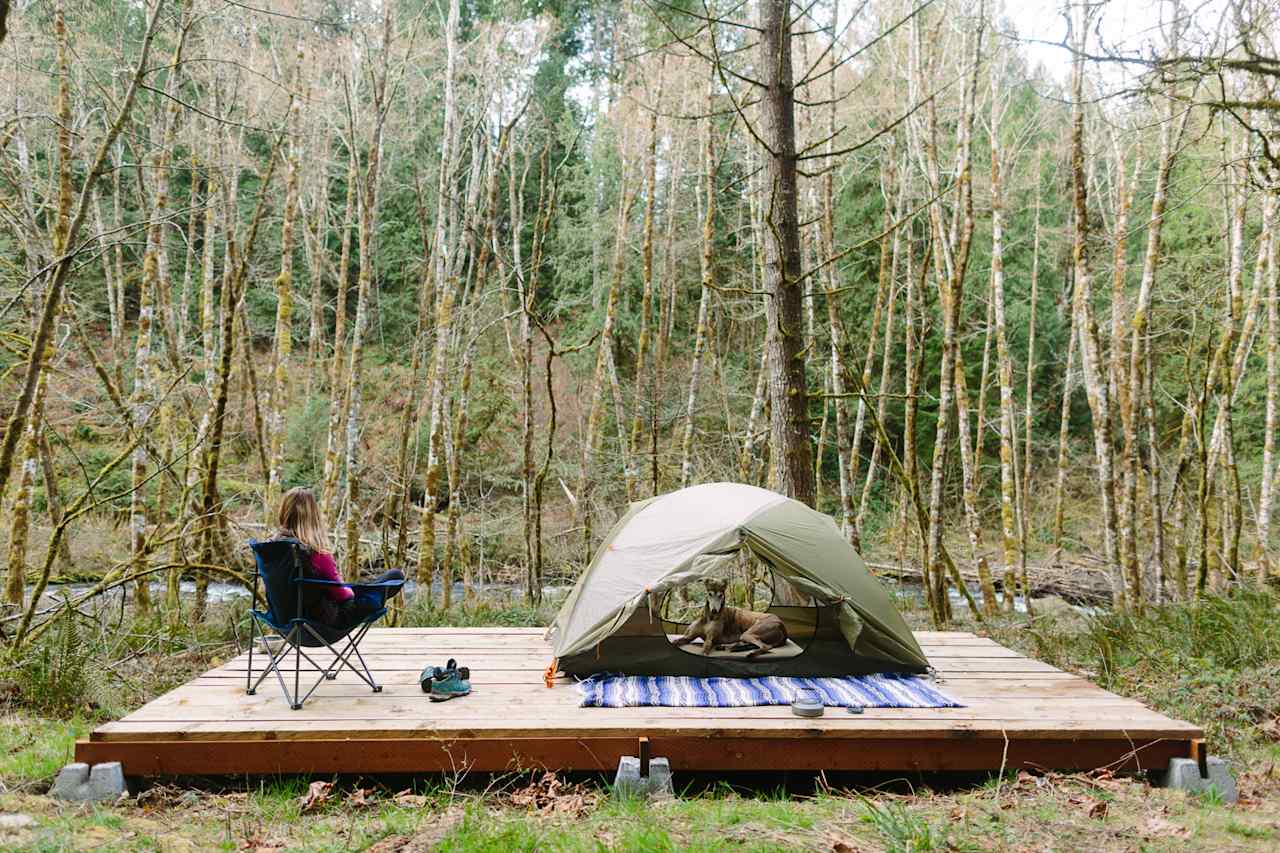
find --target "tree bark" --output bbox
[265,93,300,523]
[989,61,1020,613]
[759,0,814,508]
[419,0,462,601]
[1068,5,1124,607]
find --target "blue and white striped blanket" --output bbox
[577,673,961,709]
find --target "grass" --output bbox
[401,596,562,628]
[0,717,89,787]
[2,590,1279,850]
[979,588,1280,759]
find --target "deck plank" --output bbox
[77,629,1202,774]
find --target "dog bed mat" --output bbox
[577,673,961,709]
[665,635,805,660]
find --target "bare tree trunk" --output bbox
[1211,155,1249,584]
[920,18,981,625]
[129,49,185,613]
[337,12,396,579]
[857,203,900,540]
[629,62,665,498]
[578,174,636,558]
[1020,167,1041,610]
[989,61,1020,613]
[237,304,269,483]
[177,152,200,357]
[511,144,537,599]
[1069,5,1124,607]
[1109,144,1142,610]
[522,142,561,603]
[953,345,996,616]
[419,0,462,602]
[320,153,359,523]
[1259,193,1280,584]
[5,369,47,608]
[898,229,927,575]
[390,178,435,575]
[739,347,769,483]
[342,161,379,578]
[652,142,684,494]
[265,96,300,523]
[819,28,855,537]
[681,85,716,491]
[1051,283,1079,561]
[92,187,124,373]
[847,200,893,548]
[38,430,74,572]
[186,172,219,502]
[1128,91,1192,600]
[760,0,814,509]
[304,128,331,400]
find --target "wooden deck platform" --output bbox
[77,629,1203,777]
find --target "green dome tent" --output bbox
[546,483,929,678]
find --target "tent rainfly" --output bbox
[546,483,930,679]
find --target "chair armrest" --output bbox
[295,577,353,589]
[349,581,404,603]
[350,580,405,591]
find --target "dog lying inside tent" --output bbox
[673,578,789,657]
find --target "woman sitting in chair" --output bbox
[274,486,404,631]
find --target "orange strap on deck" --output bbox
[543,658,558,688]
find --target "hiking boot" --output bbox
[429,669,471,702]
[420,659,470,694]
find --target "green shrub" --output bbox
[77,447,133,510]
[10,604,104,718]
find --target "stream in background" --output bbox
[24,576,1097,621]
[23,577,571,612]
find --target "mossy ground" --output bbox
[3,591,1279,851]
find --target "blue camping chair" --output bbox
[245,539,404,709]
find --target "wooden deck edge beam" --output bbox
[75,736,1195,777]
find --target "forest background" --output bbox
[3,0,1280,848]
[0,0,1278,643]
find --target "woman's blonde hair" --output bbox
[278,487,331,554]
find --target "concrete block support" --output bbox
[1152,756,1237,804]
[49,762,128,802]
[613,756,674,800]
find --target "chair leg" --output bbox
[303,622,382,693]
[256,621,388,710]
[293,634,302,710]
[252,625,306,708]
[246,614,256,696]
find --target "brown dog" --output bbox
[673,578,789,657]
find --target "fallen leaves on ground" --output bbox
[509,771,599,818]
[1067,794,1109,820]
[239,837,286,852]
[134,784,195,811]
[392,790,428,808]
[346,787,375,808]
[298,781,332,814]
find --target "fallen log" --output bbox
[865,559,1114,607]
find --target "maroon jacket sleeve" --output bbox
[308,551,354,603]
